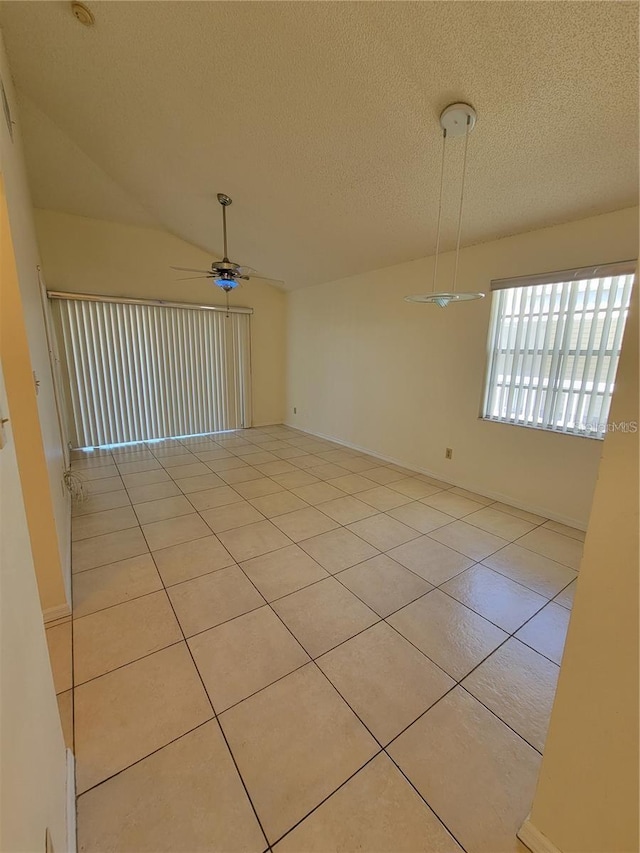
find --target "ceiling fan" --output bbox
[171,193,277,295]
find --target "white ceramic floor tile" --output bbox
[219,663,378,843]
[218,519,293,561]
[167,565,265,637]
[483,544,577,598]
[240,544,329,601]
[72,554,163,618]
[463,638,559,752]
[270,507,339,542]
[72,506,139,541]
[517,526,583,570]
[388,589,508,681]
[299,527,379,573]
[389,688,540,853]
[515,601,571,664]
[77,721,266,852]
[189,605,309,711]
[336,553,432,617]
[387,501,455,534]
[347,514,420,551]
[274,754,462,853]
[74,644,213,794]
[388,535,473,585]
[543,519,586,541]
[429,521,509,561]
[73,591,182,684]
[272,577,378,658]
[317,622,454,744]
[553,578,577,609]
[464,506,536,540]
[441,564,547,633]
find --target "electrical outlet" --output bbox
[445,447,453,460]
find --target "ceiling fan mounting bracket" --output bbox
[217,193,232,206]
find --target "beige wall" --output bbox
[0,178,68,614]
[524,278,638,852]
[0,34,70,613]
[0,30,68,843]
[287,207,639,527]
[0,361,69,853]
[34,209,287,429]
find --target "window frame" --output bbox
[480,260,636,440]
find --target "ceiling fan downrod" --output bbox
[217,192,232,261]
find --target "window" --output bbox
[482,261,636,438]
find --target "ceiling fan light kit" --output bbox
[171,193,257,312]
[405,102,485,308]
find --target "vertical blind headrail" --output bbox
[47,290,254,315]
[490,260,637,291]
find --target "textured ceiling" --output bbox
[0,1,637,288]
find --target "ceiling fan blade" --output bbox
[236,265,284,283]
[248,274,285,283]
[175,275,214,281]
[170,265,212,274]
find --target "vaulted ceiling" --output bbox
[0,1,637,288]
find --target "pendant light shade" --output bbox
[405,291,484,307]
[405,102,485,307]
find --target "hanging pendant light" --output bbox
[405,102,485,307]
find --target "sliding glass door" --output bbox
[52,294,252,447]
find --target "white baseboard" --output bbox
[517,817,561,853]
[284,422,587,531]
[66,748,77,853]
[43,602,71,624]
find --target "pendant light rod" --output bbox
[452,114,471,294]
[431,128,447,294]
[404,101,484,307]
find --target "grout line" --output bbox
[232,560,441,846]
[72,639,185,689]
[72,582,168,621]
[235,561,469,851]
[71,426,578,848]
[119,472,272,851]
[75,717,216,799]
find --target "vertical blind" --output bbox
[482,262,635,437]
[52,294,252,447]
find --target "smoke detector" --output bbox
[71,2,94,26]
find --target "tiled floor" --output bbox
[46,425,584,852]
